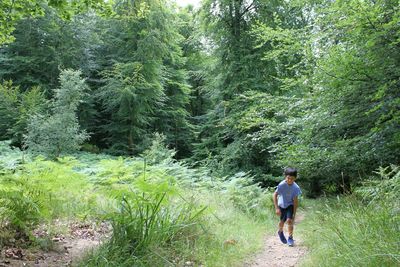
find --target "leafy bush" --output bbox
[19,157,95,219]
[354,165,400,207]
[0,140,25,173]
[0,156,96,232]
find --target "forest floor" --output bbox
[0,214,308,267]
[0,221,111,267]
[244,212,307,267]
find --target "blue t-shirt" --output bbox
[275,180,302,208]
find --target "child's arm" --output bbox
[293,196,298,219]
[273,192,281,215]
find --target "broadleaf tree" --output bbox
[25,69,89,158]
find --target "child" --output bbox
[273,167,302,246]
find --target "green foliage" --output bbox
[11,86,48,146]
[25,69,89,158]
[223,172,274,218]
[81,176,207,266]
[193,0,313,188]
[0,7,108,104]
[0,156,94,243]
[0,177,43,233]
[300,166,400,267]
[0,0,44,44]
[0,144,275,266]
[0,81,46,145]
[245,0,400,195]
[0,141,25,173]
[0,81,19,140]
[20,157,95,219]
[354,165,400,206]
[0,0,113,44]
[94,2,195,156]
[177,6,211,118]
[97,62,164,154]
[141,133,176,165]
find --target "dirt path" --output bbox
[0,221,110,267]
[244,213,307,267]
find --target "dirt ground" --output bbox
[244,213,307,267]
[0,221,111,267]
[0,215,307,267]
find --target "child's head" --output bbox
[284,167,297,185]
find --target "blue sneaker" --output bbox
[278,231,287,244]
[288,236,294,247]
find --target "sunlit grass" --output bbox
[0,148,275,266]
[299,197,400,267]
[193,191,273,266]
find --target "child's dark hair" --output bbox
[284,167,297,177]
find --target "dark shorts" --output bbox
[279,205,294,222]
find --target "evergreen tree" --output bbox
[0,7,91,93]
[95,0,195,156]
[97,62,164,154]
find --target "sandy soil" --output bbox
[244,213,307,267]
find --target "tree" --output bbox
[0,81,19,141]
[97,62,164,154]
[25,69,89,158]
[194,0,310,183]
[0,81,47,146]
[95,0,195,156]
[177,6,211,118]
[270,0,400,195]
[0,0,112,44]
[0,7,94,93]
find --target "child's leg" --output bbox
[287,218,293,237]
[278,220,284,232]
[277,208,288,244]
[278,206,287,232]
[287,205,294,237]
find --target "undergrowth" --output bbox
[0,140,274,266]
[299,165,400,267]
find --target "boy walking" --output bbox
[273,167,302,247]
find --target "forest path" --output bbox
[244,212,307,267]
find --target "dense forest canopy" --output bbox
[0,0,399,196]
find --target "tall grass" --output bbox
[80,178,207,266]
[0,140,275,266]
[190,190,273,266]
[299,166,400,267]
[77,152,273,266]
